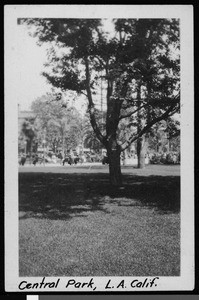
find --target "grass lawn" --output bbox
[19,164,180,276]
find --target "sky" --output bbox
[16,24,52,110]
[16,19,114,112]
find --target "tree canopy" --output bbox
[31,94,84,153]
[20,18,180,185]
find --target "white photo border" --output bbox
[5,4,194,292]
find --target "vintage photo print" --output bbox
[5,5,194,292]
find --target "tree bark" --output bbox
[137,136,147,169]
[85,57,123,186]
[62,136,65,157]
[107,145,122,186]
[136,83,145,169]
[106,95,123,186]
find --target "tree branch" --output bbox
[80,91,88,97]
[94,55,106,68]
[119,103,149,120]
[84,57,107,145]
[121,104,178,151]
[120,94,180,106]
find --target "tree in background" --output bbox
[148,121,168,153]
[148,117,180,153]
[21,117,37,157]
[20,18,180,185]
[164,117,180,152]
[31,94,84,155]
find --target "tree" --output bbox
[31,94,83,154]
[164,117,180,152]
[83,110,105,152]
[21,117,37,156]
[148,117,180,153]
[20,18,180,185]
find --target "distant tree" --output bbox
[166,118,180,139]
[83,130,103,152]
[165,117,180,152]
[148,121,168,153]
[18,132,26,153]
[20,18,180,185]
[148,117,180,153]
[31,94,83,154]
[21,117,37,156]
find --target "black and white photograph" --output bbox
[5,5,194,292]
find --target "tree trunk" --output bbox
[108,147,122,186]
[137,136,147,169]
[136,83,146,169]
[29,139,33,164]
[121,149,126,166]
[62,138,65,158]
[105,94,123,186]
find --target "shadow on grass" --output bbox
[19,172,180,220]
